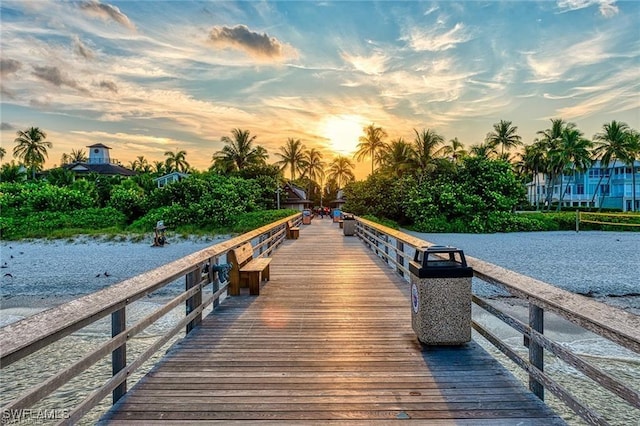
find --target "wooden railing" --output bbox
[0,213,302,425]
[353,216,640,426]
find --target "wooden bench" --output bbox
[228,243,271,296]
[286,220,300,239]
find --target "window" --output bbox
[576,184,584,195]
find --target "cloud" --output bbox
[554,67,639,119]
[556,0,619,17]
[99,80,118,93]
[403,22,473,52]
[79,1,135,30]
[208,24,294,61]
[32,65,79,88]
[0,59,22,77]
[341,51,388,75]
[1,122,15,131]
[74,36,95,60]
[525,33,612,83]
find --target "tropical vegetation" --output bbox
[1,118,638,239]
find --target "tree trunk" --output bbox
[631,161,637,212]
[556,173,565,212]
[591,174,605,206]
[598,169,613,211]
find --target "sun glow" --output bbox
[322,115,364,155]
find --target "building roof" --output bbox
[283,182,311,202]
[153,171,190,181]
[87,143,111,149]
[63,162,136,176]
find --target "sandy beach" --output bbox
[0,234,227,323]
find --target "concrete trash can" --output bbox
[409,246,473,345]
[302,209,312,225]
[343,214,355,236]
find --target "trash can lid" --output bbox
[410,245,473,278]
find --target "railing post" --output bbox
[396,240,405,278]
[111,307,126,404]
[186,269,202,334]
[383,234,389,264]
[211,256,220,309]
[529,304,544,400]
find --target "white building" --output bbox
[527,160,640,211]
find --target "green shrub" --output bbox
[108,186,146,221]
[0,208,127,240]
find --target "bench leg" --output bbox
[263,265,270,282]
[248,272,260,296]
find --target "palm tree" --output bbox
[445,137,467,164]
[593,121,631,209]
[625,129,639,211]
[299,148,326,205]
[62,149,88,165]
[301,148,325,183]
[129,155,149,172]
[152,161,166,175]
[552,127,593,210]
[469,142,498,159]
[0,146,7,161]
[412,128,446,174]
[519,142,547,209]
[275,138,306,180]
[164,149,189,173]
[379,138,414,178]
[213,128,261,172]
[327,155,355,188]
[354,123,387,174]
[252,146,269,166]
[13,127,51,179]
[536,118,568,210]
[0,161,26,182]
[486,120,522,156]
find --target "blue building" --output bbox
[527,160,640,211]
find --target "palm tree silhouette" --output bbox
[164,149,190,173]
[213,128,262,172]
[275,138,306,180]
[486,120,522,157]
[354,123,387,175]
[327,155,356,188]
[593,121,634,210]
[13,127,51,179]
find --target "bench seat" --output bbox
[286,220,300,239]
[228,243,271,296]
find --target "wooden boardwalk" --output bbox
[102,218,564,424]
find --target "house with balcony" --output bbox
[526,160,640,211]
[62,143,136,177]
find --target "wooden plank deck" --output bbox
[101,218,565,424]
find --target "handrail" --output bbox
[0,213,302,424]
[353,216,640,426]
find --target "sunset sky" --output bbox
[1,0,638,178]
